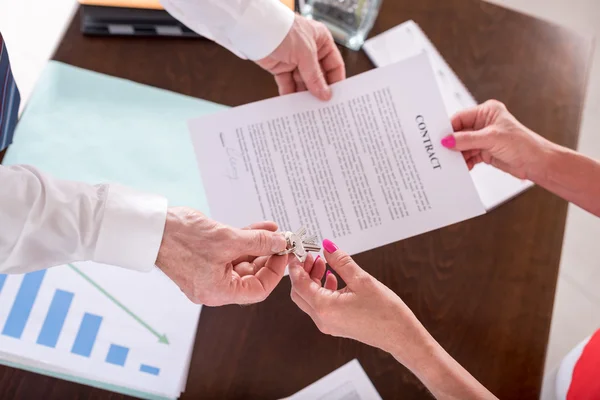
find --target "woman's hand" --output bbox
[288,239,430,359]
[442,100,552,180]
[289,241,498,400]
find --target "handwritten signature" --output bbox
[225,147,242,180]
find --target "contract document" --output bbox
[189,53,485,255]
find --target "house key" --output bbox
[278,227,321,262]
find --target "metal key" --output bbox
[278,226,322,262]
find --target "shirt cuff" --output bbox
[229,0,295,60]
[93,184,168,272]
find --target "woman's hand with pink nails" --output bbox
[290,241,498,399]
[442,100,552,180]
[288,240,430,358]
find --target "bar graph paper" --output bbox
[140,364,160,376]
[1,271,155,372]
[37,289,74,348]
[71,313,103,357]
[2,270,46,339]
[106,344,129,366]
[0,262,202,399]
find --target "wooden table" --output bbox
[0,0,593,398]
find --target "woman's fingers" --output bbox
[310,255,327,283]
[322,239,365,287]
[451,106,480,132]
[302,254,315,273]
[288,258,321,307]
[324,270,338,290]
[462,149,480,160]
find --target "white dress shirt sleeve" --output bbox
[160,0,295,60]
[0,165,167,274]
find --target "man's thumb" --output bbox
[236,229,287,256]
[298,52,331,101]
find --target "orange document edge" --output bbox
[78,0,295,11]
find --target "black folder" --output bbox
[80,5,202,37]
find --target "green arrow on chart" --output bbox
[68,263,169,345]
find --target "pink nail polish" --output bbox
[315,255,321,263]
[441,135,456,148]
[323,239,338,253]
[326,270,332,277]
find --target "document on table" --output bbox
[363,20,534,210]
[3,61,214,400]
[285,360,381,400]
[189,53,485,255]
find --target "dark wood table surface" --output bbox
[0,0,593,399]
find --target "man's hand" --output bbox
[155,207,288,306]
[256,15,346,100]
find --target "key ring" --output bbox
[276,227,321,262]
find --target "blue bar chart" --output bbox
[106,344,129,366]
[2,270,46,339]
[71,313,103,357]
[0,272,161,377]
[140,364,160,376]
[37,289,74,348]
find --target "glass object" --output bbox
[299,0,382,50]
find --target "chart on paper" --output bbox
[0,261,201,399]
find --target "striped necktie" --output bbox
[0,34,20,151]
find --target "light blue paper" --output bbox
[4,60,228,213]
[2,61,229,399]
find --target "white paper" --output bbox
[363,20,533,210]
[0,263,201,399]
[285,359,382,400]
[469,163,532,210]
[190,53,485,255]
